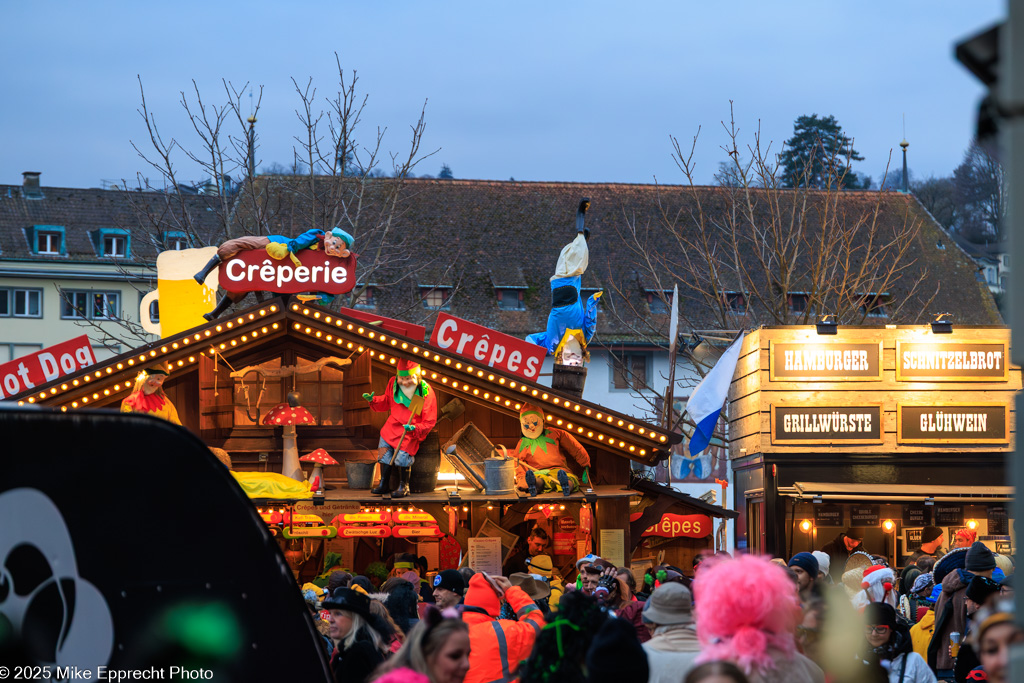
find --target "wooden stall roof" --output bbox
[249,483,637,507]
[630,477,739,520]
[12,297,680,465]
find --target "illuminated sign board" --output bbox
[896,342,1009,382]
[768,341,882,381]
[897,404,1009,444]
[771,405,883,444]
[220,249,356,295]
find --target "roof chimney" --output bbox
[22,172,43,199]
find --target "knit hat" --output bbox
[432,569,465,595]
[585,615,650,683]
[921,526,944,544]
[846,527,867,541]
[642,582,693,626]
[322,587,372,618]
[396,360,421,377]
[350,576,373,593]
[464,573,501,618]
[864,601,898,629]
[965,542,997,572]
[526,554,554,577]
[576,554,601,569]
[933,546,970,584]
[788,552,819,578]
[811,551,830,577]
[911,572,935,596]
[966,574,1001,604]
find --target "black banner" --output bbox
[769,341,882,381]
[814,504,844,527]
[851,505,880,527]
[771,405,883,444]
[896,341,1009,381]
[898,404,1008,444]
[0,408,333,680]
[903,504,931,526]
[935,504,965,526]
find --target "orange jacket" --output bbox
[462,586,546,683]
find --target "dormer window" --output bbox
[354,285,376,309]
[496,288,525,311]
[421,286,451,310]
[723,291,746,312]
[858,293,891,318]
[30,226,65,255]
[92,229,131,258]
[645,290,672,315]
[164,231,189,251]
[788,293,809,314]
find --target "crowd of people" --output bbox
[304,528,1021,683]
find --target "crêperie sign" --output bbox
[769,341,882,381]
[220,249,356,295]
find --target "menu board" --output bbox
[897,404,1009,444]
[814,504,844,527]
[850,505,880,526]
[988,505,1010,536]
[935,504,964,526]
[769,341,882,381]
[771,405,883,444]
[903,504,931,526]
[896,341,1009,382]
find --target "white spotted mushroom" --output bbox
[263,391,317,481]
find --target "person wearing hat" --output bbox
[787,552,819,607]
[909,573,938,660]
[906,526,946,567]
[120,366,181,425]
[461,573,546,683]
[970,599,1022,683]
[929,541,997,678]
[432,569,466,609]
[509,572,552,608]
[322,587,387,683]
[508,403,591,497]
[818,527,866,583]
[642,582,701,683]
[810,551,831,584]
[951,575,1003,683]
[525,554,564,607]
[365,359,438,498]
[856,602,934,683]
[586,615,650,683]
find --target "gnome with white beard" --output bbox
[364,359,438,498]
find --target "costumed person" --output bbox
[692,554,825,683]
[119,366,181,425]
[364,359,438,499]
[506,402,591,497]
[525,554,564,608]
[322,587,387,683]
[526,198,602,367]
[194,226,355,320]
[852,564,898,611]
[461,573,546,683]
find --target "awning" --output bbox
[779,482,1013,503]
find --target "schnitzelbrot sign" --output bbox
[769,341,882,381]
[770,405,883,444]
[896,341,1009,382]
[897,404,1009,443]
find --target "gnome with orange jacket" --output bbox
[505,403,591,497]
[363,359,437,498]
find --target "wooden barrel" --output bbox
[410,431,441,493]
[551,364,587,398]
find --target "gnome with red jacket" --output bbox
[363,359,438,498]
[507,402,591,496]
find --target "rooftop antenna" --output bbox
[899,114,909,194]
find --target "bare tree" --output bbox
[600,102,936,421]
[953,139,1004,242]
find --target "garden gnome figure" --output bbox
[120,367,181,425]
[508,402,591,496]
[364,359,437,498]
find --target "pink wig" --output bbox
[693,554,802,676]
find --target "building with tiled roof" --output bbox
[0,172,224,361]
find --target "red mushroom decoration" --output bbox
[263,391,316,481]
[299,448,339,492]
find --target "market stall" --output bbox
[728,324,1019,563]
[14,297,735,582]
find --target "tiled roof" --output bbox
[0,183,225,264]
[239,177,1003,337]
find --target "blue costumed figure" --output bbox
[526,199,601,366]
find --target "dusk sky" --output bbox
[2,2,1005,190]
